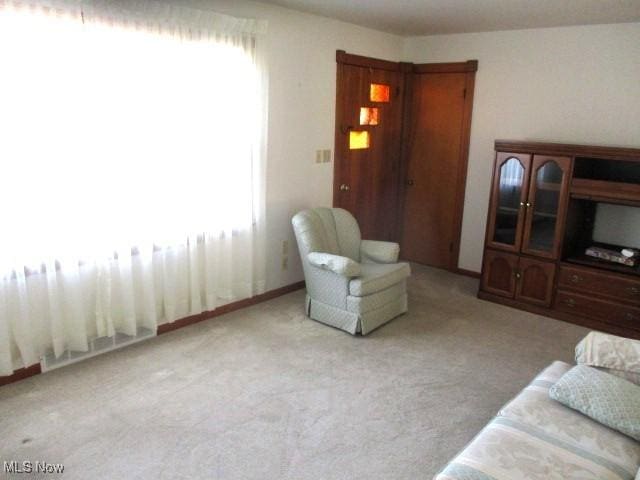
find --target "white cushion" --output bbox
[349,262,410,296]
[576,331,640,385]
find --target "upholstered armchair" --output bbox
[292,207,410,335]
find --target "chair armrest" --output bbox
[307,252,361,277]
[360,240,400,263]
[576,331,640,375]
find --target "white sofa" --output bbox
[435,333,640,480]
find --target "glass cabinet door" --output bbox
[522,156,571,258]
[487,153,531,251]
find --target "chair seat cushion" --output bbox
[348,262,410,296]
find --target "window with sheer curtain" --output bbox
[0,1,267,375]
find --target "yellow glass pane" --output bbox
[349,131,370,149]
[370,83,390,103]
[359,107,379,125]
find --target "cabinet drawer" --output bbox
[558,265,640,304]
[555,290,640,330]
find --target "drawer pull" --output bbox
[570,274,581,284]
[625,312,637,321]
[626,286,640,295]
[564,298,576,308]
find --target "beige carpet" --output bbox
[0,264,589,479]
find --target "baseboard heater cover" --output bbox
[40,327,156,372]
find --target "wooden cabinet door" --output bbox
[333,60,404,241]
[481,250,519,298]
[515,257,556,307]
[521,156,571,259]
[485,152,531,253]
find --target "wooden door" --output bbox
[485,152,532,253]
[515,257,556,306]
[481,250,519,298]
[400,63,476,269]
[521,155,571,259]
[333,52,405,241]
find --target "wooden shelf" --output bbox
[563,256,640,277]
[571,178,640,203]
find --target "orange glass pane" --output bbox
[349,131,370,149]
[370,83,390,103]
[359,107,379,125]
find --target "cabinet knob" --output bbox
[339,184,350,191]
[515,271,521,279]
[626,286,639,295]
[406,179,415,186]
[570,274,581,284]
[525,202,531,208]
[625,312,637,321]
[564,298,576,308]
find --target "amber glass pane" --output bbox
[528,161,563,252]
[349,131,370,149]
[359,107,379,125]
[493,157,524,245]
[370,84,390,103]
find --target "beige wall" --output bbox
[403,23,640,272]
[168,0,404,289]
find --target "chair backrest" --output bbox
[292,207,361,262]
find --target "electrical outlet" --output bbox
[281,256,288,270]
[315,150,322,164]
[322,149,331,163]
[282,240,288,255]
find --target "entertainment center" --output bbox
[479,140,640,339]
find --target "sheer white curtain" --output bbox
[0,0,267,375]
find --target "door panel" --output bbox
[334,63,403,241]
[481,250,519,298]
[515,257,556,307]
[485,152,531,253]
[521,155,571,259]
[400,72,469,267]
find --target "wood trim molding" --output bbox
[157,281,305,335]
[455,268,481,279]
[0,280,306,387]
[0,363,42,387]
[495,140,640,161]
[335,50,402,72]
[413,60,478,74]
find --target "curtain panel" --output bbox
[0,0,267,375]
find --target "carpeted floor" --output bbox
[0,264,589,479]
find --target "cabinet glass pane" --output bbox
[528,161,563,252]
[493,157,524,245]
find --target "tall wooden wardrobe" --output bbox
[333,51,477,271]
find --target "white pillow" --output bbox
[575,331,640,385]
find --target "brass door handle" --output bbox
[570,274,581,284]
